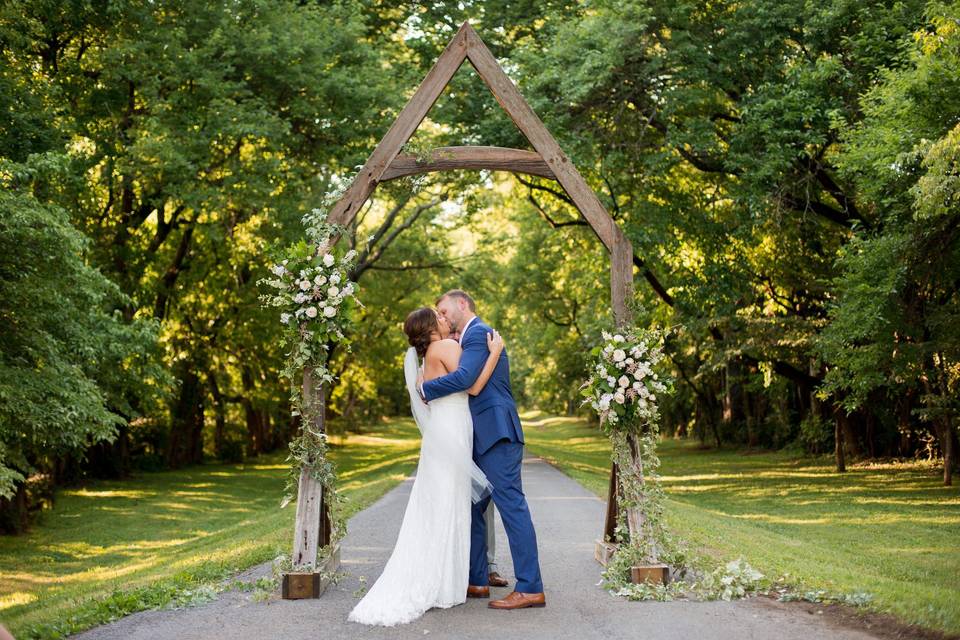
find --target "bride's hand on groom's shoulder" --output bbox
[487,330,504,356]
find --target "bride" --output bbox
[347,306,502,626]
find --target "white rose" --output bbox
[618,376,630,388]
[328,285,340,297]
[612,349,626,362]
[638,398,648,409]
[649,394,656,402]
[633,369,645,380]
[632,381,642,391]
[299,280,311,291]
[330,273,341,284]
[614,392,626,404]
[323,306,337,317]
[314,274,326,286]
[607,376,616,387]
[280,313,291,324]
[294,292,307,304]
[625,357,634,365]
[323,253,335,267]
[613,334,625,343]
[305,306,318,318]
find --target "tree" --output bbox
[0,155,167,531]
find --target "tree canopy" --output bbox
[2,0,958,530]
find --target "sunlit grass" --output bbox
[0,417,423,638]
[520,411,960,635]
[5,412,958,637]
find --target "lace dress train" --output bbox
[347,392,474,626]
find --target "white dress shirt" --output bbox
[457,315,478,345]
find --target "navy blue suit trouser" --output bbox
[469,439,544,593]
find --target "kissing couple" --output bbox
[348,289,545,626]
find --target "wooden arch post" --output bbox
[284,20,640,597]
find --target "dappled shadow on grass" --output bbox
[656,439,960,532]
[0,418,424,630]
[520,412,960,634]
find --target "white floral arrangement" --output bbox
[582,324,676,594]
[580,327,670,433]
[256,210,362,384]
[256,207,360,529]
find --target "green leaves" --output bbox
[0,178,166,500]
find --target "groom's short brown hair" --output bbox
[437,289,476,312]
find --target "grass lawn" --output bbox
[0,417,423,639]
[521,412,960,636]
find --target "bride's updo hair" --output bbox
[403,307,440,359]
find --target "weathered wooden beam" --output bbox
[610,224,634,327]
[381,146,555,181]
[291,368,327,569]
[602,461,619,541]
[462,23,618,253]
[326,24,470,227]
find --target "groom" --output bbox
[419,289,545,610]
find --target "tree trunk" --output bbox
[942,420,954,486]
[834,409,846,473]
[208,371,227,458]
[0,481,29,534]
[842,411,861,458]
[241,366,262,456]
[167,360,205,468]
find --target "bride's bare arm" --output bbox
[467,331,504,396]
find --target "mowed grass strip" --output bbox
[520,412,960,636]
[0,418,423,639]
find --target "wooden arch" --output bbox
[285,20,635,597]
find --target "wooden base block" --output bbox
[281,543,341,599]
[630,564,670,585]
[595,539,670,585]
[281,572,319,599]
[595,538,617,566]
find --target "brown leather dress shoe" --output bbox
[466,585,490,598]
[488,571,509,587]
[488,591,546,609]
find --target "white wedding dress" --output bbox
[347,348,491,627]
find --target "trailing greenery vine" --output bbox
[257,206,362,567]
[581,325,766,601]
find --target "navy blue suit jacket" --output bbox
[422,317,524,455]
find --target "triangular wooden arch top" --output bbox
[287,21,636,592]
[326,21,633,325]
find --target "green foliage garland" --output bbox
[581,326,675,589]
[257,207,362,550]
